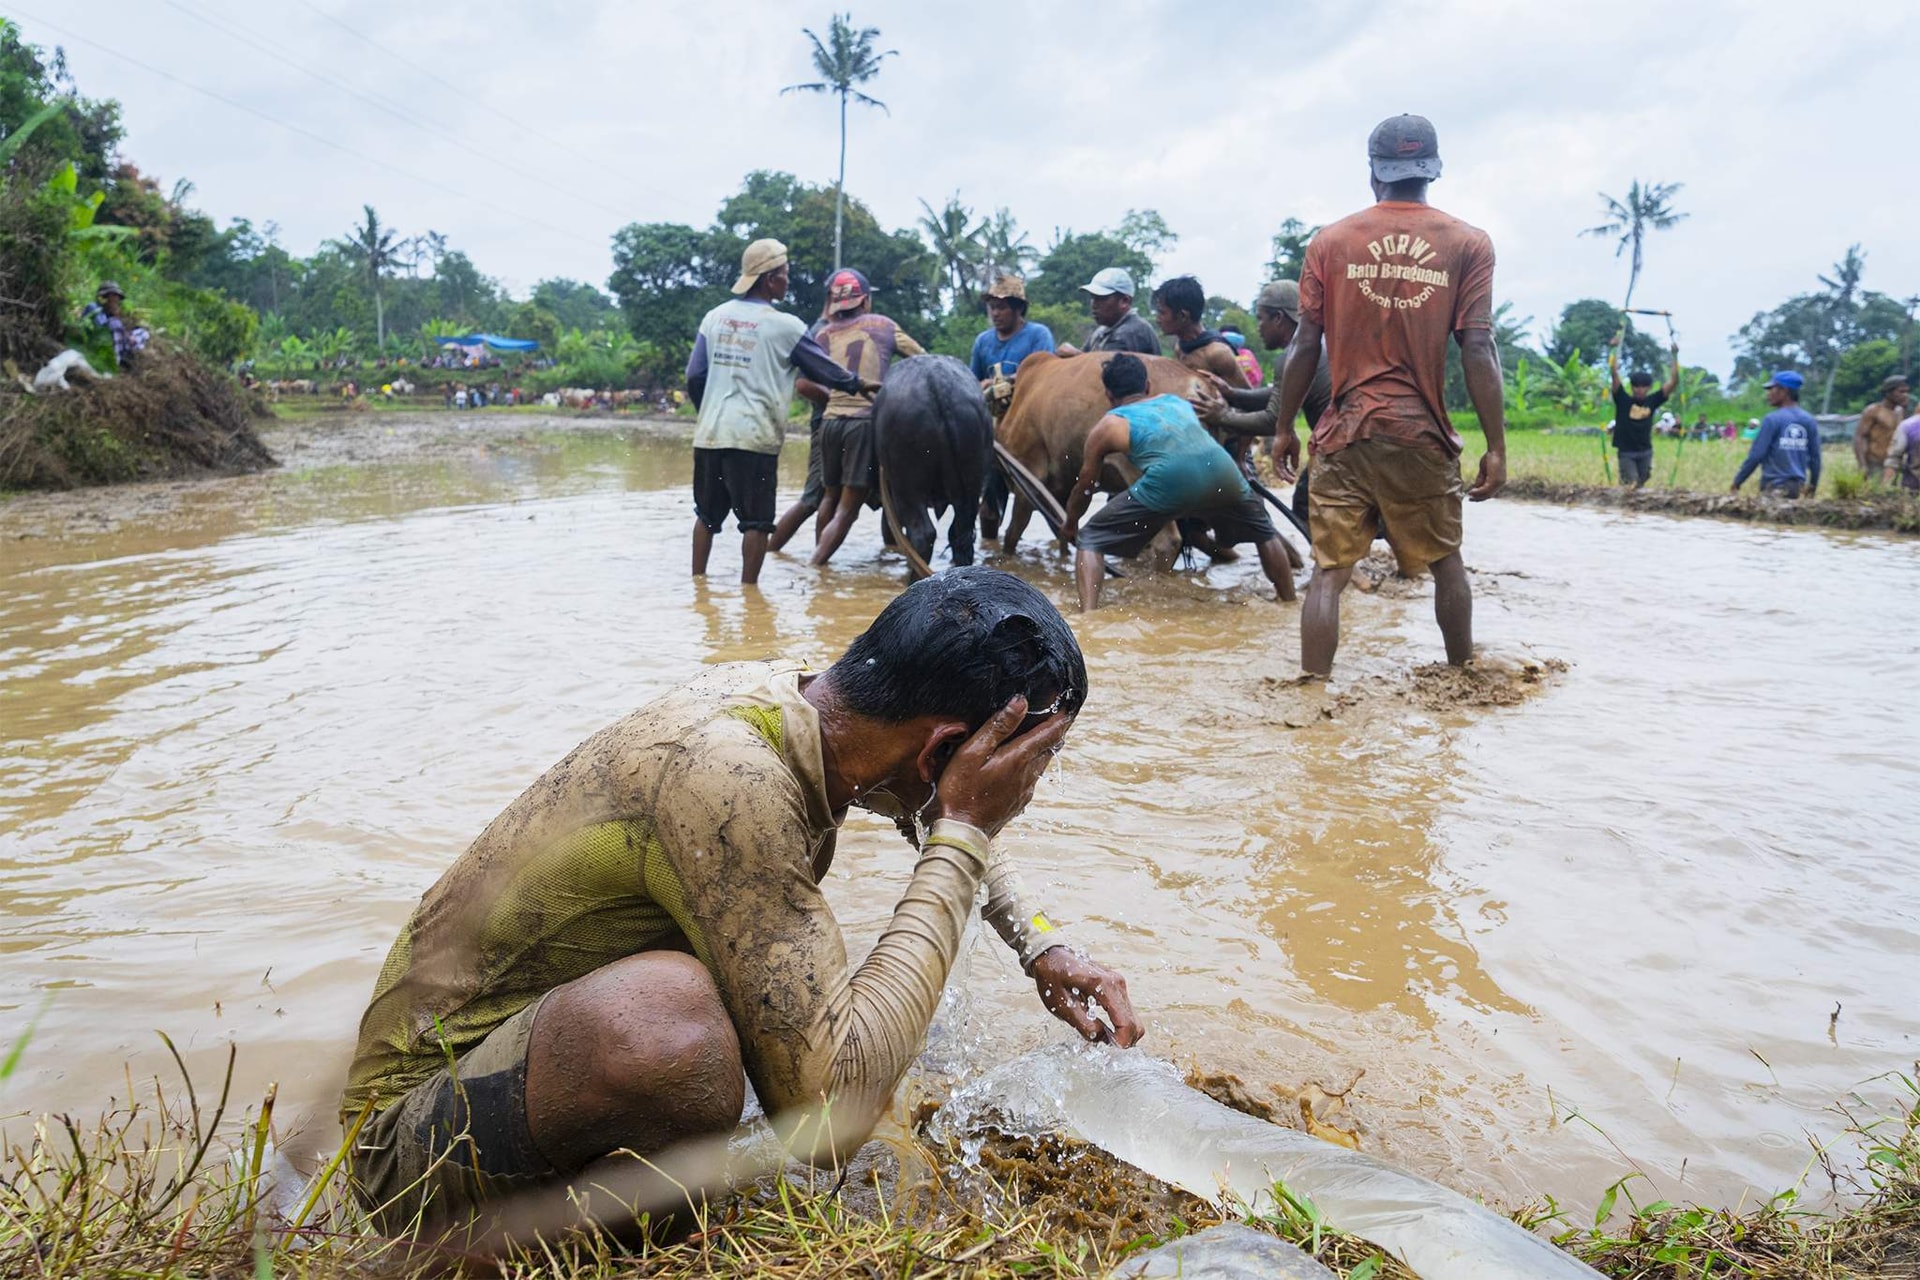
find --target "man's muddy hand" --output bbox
[1188,380,1227,424]
[1270,427,1300,483]
[1468,448,1506,501]
[1031,947,1143,1047]
[935,696,1069,836]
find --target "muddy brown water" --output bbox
[3,414,1916,1218]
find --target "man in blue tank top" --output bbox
[1061,354,1297,611]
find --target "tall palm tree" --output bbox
[917,193,981,307]
[1581,179,1687,312]
[341,205,401,351]
[1816,244,1866,413]
[781,14,895,271]
[976,207,1037,291]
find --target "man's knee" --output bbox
[538,953,744,1139]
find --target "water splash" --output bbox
[933,1044,1601,1280]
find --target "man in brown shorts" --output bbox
[340,568,1141,1249]
[1267,113,1508,676]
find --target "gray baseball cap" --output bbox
[1080,267,1136,297]
[1368,114,1442,183]
[1255,279,1300,320]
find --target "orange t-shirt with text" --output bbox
[1299,201,1494,456]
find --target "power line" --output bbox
[7,7,604,248]
[154,0,642,226]
[288,0,676,206]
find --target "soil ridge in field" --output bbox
[1,345,275,489]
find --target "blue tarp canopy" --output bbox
[434,333,540,352]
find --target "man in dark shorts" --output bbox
[1267,113,1507,676]
[342,568,1142,1249]
[684,240,876,584]
[1607,329,1680,488]
[1060,353,1295,611]
[810,268,926,566]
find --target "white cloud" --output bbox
[23,0,1919,375]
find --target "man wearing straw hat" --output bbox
[683,239,878,585]
[970,274,1056,406]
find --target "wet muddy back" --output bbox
[2,416,1916,1215]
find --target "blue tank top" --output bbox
[1112,395,1248,512]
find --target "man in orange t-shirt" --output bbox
[1268,113,1508,676]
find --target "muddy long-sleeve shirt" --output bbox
[343,663,1068,1161]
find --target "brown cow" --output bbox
[991,350,1213,555]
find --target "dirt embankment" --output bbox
[0,346,275,490]
[1503,476,1919,534]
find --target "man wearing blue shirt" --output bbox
[970,275,1056,389]
[1732,370,1822,499]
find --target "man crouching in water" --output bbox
[342,567,1140,1246]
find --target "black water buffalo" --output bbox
[874,355,993,579]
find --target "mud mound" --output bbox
[1255,655,1567,726]
[0,346,275,489]
[1406,656,1568,709]
[1349,548,1423,596]
[1506,477,1919,534]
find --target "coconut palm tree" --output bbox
[917,193,982,308]
[341,205,401,351]
[1815,244,1867,413]
[1581,180,1687,312]
[781,14,895,272]
[976,207,1037,292]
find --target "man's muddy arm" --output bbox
[979,843,1072,969]
[652,743,988,1166]
[1460,327,1506,500]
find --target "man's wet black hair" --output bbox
[828,566,1086,731]
[988,294,1029,316]
[1151,275,1205,325]
[1101,352,1149,401]
[1378,176,1430,201]
[1630,370,1653,387]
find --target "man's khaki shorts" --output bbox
[1309,437,1463,574]
[348,995,555,1236]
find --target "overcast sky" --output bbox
[14,0,1918,376]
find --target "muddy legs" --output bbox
[524,952,744,1173]
[811,486,866,566]
[1075,547,1105,612]
[1430,551,1473,666]
[1301,564,1355,676]
[1255,537,1297,602]
[691,520,714,577]
[694,521,769,585]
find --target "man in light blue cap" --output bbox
[1732,370,1822,498]
[1057,267,1161,356]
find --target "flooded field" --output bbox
[3,414,1916,1217]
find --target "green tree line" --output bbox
[5,16,1911,411]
